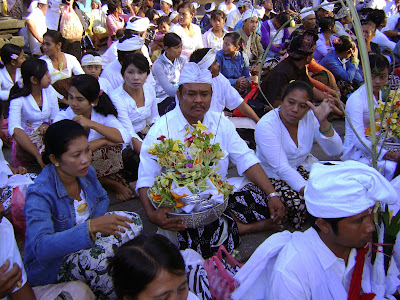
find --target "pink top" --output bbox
[106,13,131,47]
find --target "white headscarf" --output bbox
[126,17,150,32]
[117,36,145,51]
[242,9,259,21]
[81,54,102,66]
[300,7,315,19]
[178,62,212,85]
[197,49,216,71]
[305,161,397,218]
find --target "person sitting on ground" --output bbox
[203,10,228,51]
[260,12,291,58]
[108,234,199,300]
[24,120,143,298]
[289,7,317,41]
[342,53,400,180]
[152,33,186,116]
[218,0,236,16]
[216,32,251,92]
[259,0,276,21]
[362,20,382,54]
[54,74,134,201]
[314,17,337,62]
[81,51,113,95]
[315,0,334,22]
[106,0,134,47]
[150,16,171,61]
[255,81,343,229]
[169,2,203,61]
[8,58,60,169]
[0,45,25,103]
[334,6,356,39]
[137,62,285,258]
[226,0,250,31]
[191,48,259,123]
[369,9,397,54]
[320,35,363,97]
[232,161,397,300]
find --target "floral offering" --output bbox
[148,121,233,212]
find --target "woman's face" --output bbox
[160,0,171,12]
[82,65,102,79]
[211,16,225,31]
[280,89,310,124]
[40,71,52,89]
[136,270,189,300]
[165,43,182,59]
[116,5,122,14]
[42,35,61,57]
[222,37,238,56]
[124,63,148,89]
[14,50,26,68]
[178,7,194,26]
[56,136,92,178]
[67,86,94,117]
[362,24,375,43]
[371,67,389,95]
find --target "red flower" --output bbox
[184,135,194,142]
[157,135,166,141]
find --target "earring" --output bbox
[55,162,59,167]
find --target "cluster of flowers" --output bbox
[148,121,233,212]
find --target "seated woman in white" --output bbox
[255,81,343,228]
[342,53,400,180]
[54,74,134,201]
[8,58,60,169]
[0,44,25,102]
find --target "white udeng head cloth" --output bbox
[197,49,216,71]
[117,36,145,51]
[161,0,173,6]
[300,7,315,19]
[126,17,151,32]
[242,8,259,21]
[305,161,397,218]
[178,62,212,86]
[319,0,334,12]
[81,54,102,66]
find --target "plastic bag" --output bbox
[59,4,83,40]
[10,187,26,239]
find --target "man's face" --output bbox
[303,14,316,29]
[177,83,212,123]
[317,8,332,18]
[243,16,258,33]
[262,0,273,11]
[331,208,375,249]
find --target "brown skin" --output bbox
[302,14,317,30]
[138,83,285,233]
[316,208,375,265]
[362,24,376,52]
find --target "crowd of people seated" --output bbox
[1,0,400,298]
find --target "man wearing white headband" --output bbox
[81,53,112,95]
[137,62,285,257]
[26,0,48,56]
[157,0,172,16]
[226,0,251,30]
[289,7,318,41]
[190,48,259,123]
[233,161,400,300]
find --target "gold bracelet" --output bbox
[88,219,97,242]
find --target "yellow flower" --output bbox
[172,143,180,152]
[195,121,207,132]
[393,112,398,119]
[161,178,169,187]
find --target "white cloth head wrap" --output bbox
[197,49,216,71]
[126,17,150,32]
[335,7,350,19]
[305,161,397,218]
[192,2,200,9]
[237,0,251,8]
[242,8,259,21]
[169,11,179,21]
[300,7,315,19]
[81,54,102,66]
[117,36,145,51]
[38,0,47,4]
[178,62,212,86]
[319,0,334,12]
[205,2,216,13]
[161,0,173,6]
[255,6,265,18]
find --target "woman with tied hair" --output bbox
[108,234,199,300]
[24,119,143,298]
[106,0,134,47]
[54,74,135,201]
[314,17,337,62]
[0,44,25,102]
[169,2,203,61]
[8,58,60,169]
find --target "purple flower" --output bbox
[180,174,186,178]
[195,183,198,186]
[186,155,192,160]
[186,163,193,168]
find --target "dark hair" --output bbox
[157,15,171,26]
[108,234,186,299]
[145,8,159,21]
[121,52,150,76]
[42,120,88,165]
[319,17,335,32]
[361,19,377,32]
[310,215,345,234]
[71,74,118,117]
[211,9,226,21]
[369,53,389,75]
[177,1,195,14]
[366,9,386,28]
[224,32,243,51]
[190,48,212,63]
[132,0,143,7]
[333,35,354,53]
[107,0,121,15]
[9,58,48,100]
[0,44,23,69]
[43,30,64,46]
[282,81,314,101]
[276,12,291,27]
[163,32,181,48]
